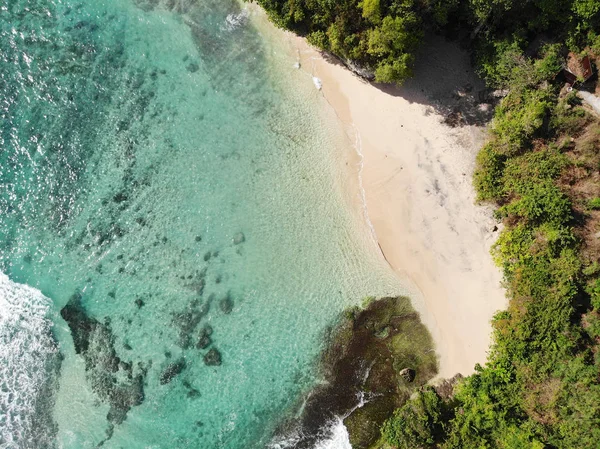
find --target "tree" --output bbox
[381,387,447,449]
[362,0,381,24]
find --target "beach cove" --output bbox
[1,0,507,448]
[249,6,507,379]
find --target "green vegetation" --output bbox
[253,0,600,447]
[381,387,448,449]
[246,0,453,83]
[250,0,600,84]
[379,2,600,445]
[381,77,600,447]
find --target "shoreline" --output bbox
[292,36,507,378]
[248,3,507,379]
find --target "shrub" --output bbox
[474,143,507,201]
[498,182,572,226]
[361,0,381,24]
[307,30,328,49]
[381,387,446,449]
[374,54,414,83]
[587,197,600,210]
[492,90,553,156]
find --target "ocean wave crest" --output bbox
[267,417,352,449]
[0,272,60,448]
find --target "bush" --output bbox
[474,143,507,201]
[587,197,600,210]
[250,0,423,85]
[361,0,381,24]
[498,182,572,225]
[381,387,447,449]
[491,89,553,156]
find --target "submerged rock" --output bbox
[183,380,201,399]
[60,293,95,354]
[186,62,200,73]
[159,358,186,385]
[219,295,234,314]
[196,326,213,349]
[60,292,146,427]
[172,298,211,348]
[203,348,222,366]
[232,232,245,245]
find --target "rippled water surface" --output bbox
[0,1,404,447]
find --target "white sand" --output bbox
[249,6,507,378]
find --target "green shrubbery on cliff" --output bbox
[381,6,600,449]
[249,0,600,84]
[246,0,456,83]
[435,93,600,449]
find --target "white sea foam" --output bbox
[223,8,250,31]
[267,417,353,449]
[313,419,352,449]
[0,272,59,448]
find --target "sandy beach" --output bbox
[287,35,507,378]
[246,4,508,379]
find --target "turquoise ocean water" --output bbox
[0,1,405,448]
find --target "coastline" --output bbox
[249,4,507,379]
[294,37,507,378]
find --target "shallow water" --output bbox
[0,1,405,448]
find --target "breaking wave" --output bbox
[267,417,352,449]
[0,272,61,448]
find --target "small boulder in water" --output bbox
[203,348,222,366]
[233,232,245,245]
[186,63,200,73]
[219,295,234,314]
[159,358,186,385]
[196,327,212,349]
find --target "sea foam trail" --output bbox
[313,419,352,449]
[267,418,352,449]
[0,272,60,448]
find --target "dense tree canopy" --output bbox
[250,0,600,83]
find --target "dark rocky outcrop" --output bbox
[159,358,186,385]
[399,367,416,383]
[203,348,222,366]
[433,373,464,401]
[219,294,234,314]
[60,292,146,428]
[171,297,211,349]
[271,296,438,449]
